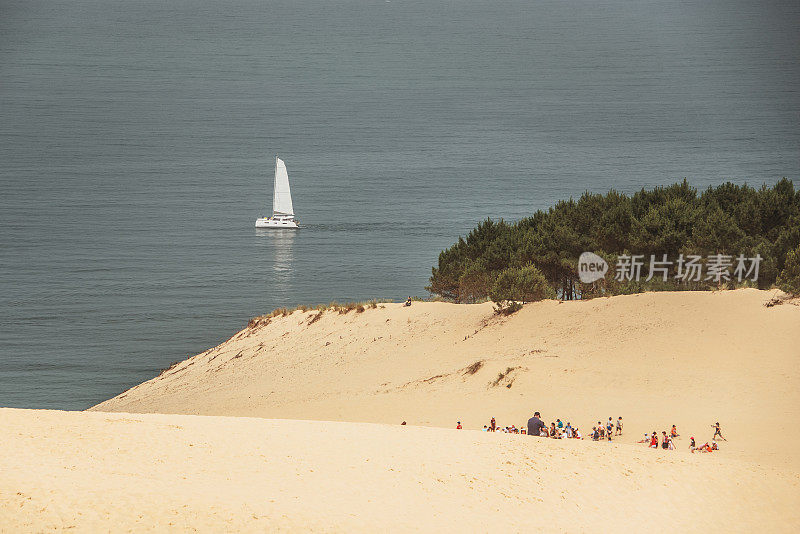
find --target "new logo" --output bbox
[578,252,609,283]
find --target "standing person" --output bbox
[606,418,614,437]
[616,417,623,436]
[711,422,726,441]
[527,411,546,437]
[661,431,669,449]
[490,417,496,432]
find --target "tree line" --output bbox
[427,179,800,305]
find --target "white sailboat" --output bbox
[255,156,299,229]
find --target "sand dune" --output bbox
[3,408,799,532]
[5,289,800,530]
[93,289,800,471]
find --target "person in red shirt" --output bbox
[456,421,462,429]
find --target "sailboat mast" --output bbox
[272,155,278,217]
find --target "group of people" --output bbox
[543,419,585,439]
[639,426,680,450]
[474,414,583,438]
[589,417,624,441]
[690,436,720,453]
[525,412,621,440]
[466,413,623,440]
[691,422,726,453]
[637,422,726,453]
[458,415,726,455]
[480,417,528,434]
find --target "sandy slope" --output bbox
[2,408,798,532]
[93,289,800,471]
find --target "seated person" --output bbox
[694,442,713,453]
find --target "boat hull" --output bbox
[255,217,299,229]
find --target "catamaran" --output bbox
[255,156,299,229]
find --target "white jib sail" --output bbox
[272,157,294,216]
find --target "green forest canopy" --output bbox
[427,179,800,302]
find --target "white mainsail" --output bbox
[272,157,294,216]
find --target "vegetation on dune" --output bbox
[490,264,555,314]
[777,244,800,296]
[246,299,395,329]
[490,265,555,303]
[428,179,800,303]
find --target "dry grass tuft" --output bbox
[308,311,324,325]
[494,301,523,316]
[157,361,182,377]
[247,315,271,329]
[463,360,484,376]
[254,299,386,329]
[489,366,519,388]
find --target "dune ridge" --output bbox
[94,288,800,470]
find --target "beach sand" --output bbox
[2,408,798,532]
[4,289,800,530]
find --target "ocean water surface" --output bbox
[1,0,798,409]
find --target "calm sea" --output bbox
[1,0,798,409]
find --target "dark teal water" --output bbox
[1,0,798,409]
